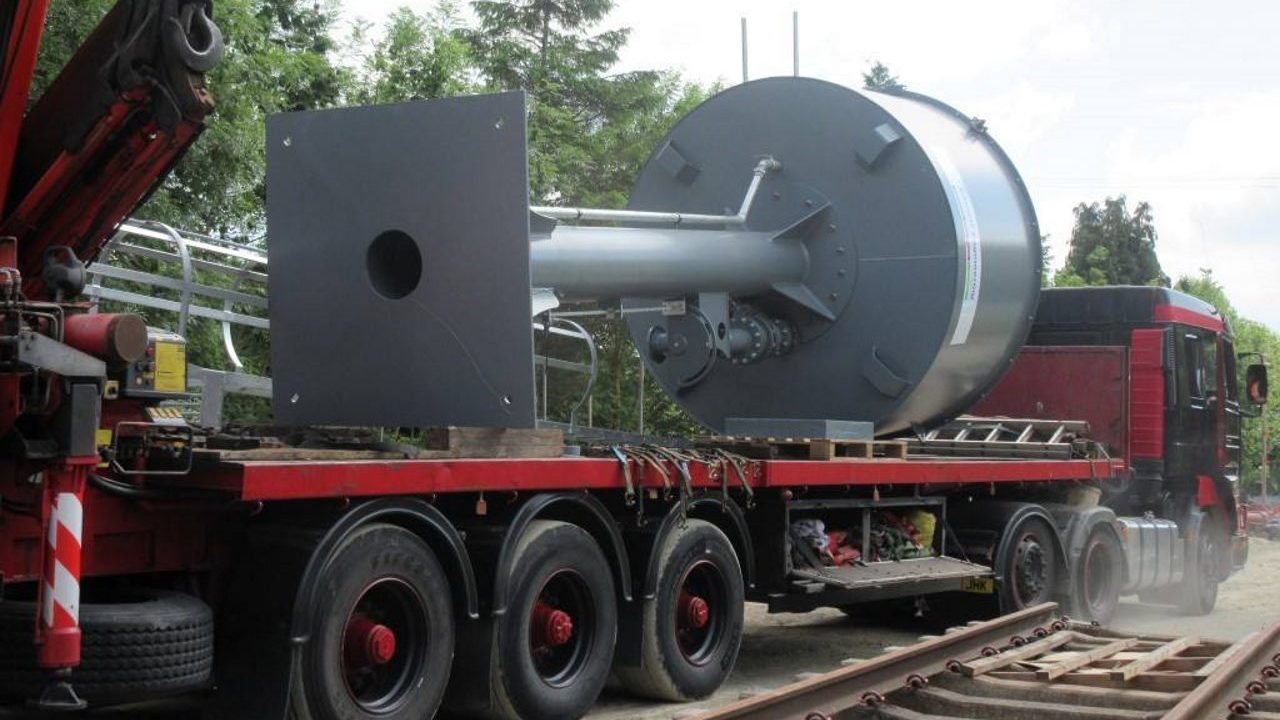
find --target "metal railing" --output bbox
[85,220,271,427]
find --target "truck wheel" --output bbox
[0,588,212,706]
[999,517,1059,613]
[1178,520,1222,616]
[616,519,744,701]
[1070,526,1123,624]
[486,520,617,720]
[289,524,454,720]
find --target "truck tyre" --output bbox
[289,523,454,720]
[998,516,1060,614]
[1070,526,1123,624]
[1178,518,1222,616]
[615,520,744,701]
[485,520,617,720]
[0,588,212,706]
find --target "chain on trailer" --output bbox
[608,444,757,524]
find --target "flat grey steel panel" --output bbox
[267,93,535,428]
[723,417,873,440]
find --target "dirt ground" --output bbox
[3,540,1276,719]
[587,537,1280,720]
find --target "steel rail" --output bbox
[694,602,1061,720]
[1164,621,1280,720]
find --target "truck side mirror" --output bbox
[1247,363,1269,405]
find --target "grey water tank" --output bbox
[621,77,1041,435]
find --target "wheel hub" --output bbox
[679,592,710,630]
[345,614,398,666]
[532,601,575,648]
[1014,537,1046,601]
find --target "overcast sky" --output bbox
[345,0,1280,330]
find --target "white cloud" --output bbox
[1101,91,1280,326]
[1038,20,1095,62]
[975,83,1077,163]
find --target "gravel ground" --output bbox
[3,540,1276,719]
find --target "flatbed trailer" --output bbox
[0,432,1162,720]
[1,4,1266,719]
[0,429,1137,717]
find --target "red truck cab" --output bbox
[976,286,1257,583]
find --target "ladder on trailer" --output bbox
[906,416,1096,460]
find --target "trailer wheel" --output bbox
[1070,526,1123,623]
[1178,519,1222,616]
[0,588,212,706]
[486,520,616,720]
[999,517,1059,613]
[616,519,744,701]
[289,523,454,720]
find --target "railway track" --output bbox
[695,603,1280,720]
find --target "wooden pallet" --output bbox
[701,435,908,461]
[420,426,565,458]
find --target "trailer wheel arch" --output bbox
[643,493,756,599]
[1042,502,1125,622]
[615,494,751,672]
[952,501,1070,606]
[1042,503,1124,589]
[491,492,633,615]
[289,497,480,640]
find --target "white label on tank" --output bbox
[930,148,981,346]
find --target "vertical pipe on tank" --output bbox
[741,17,749,83]
[792,11,799,76]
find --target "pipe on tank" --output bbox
[529,225,807,301]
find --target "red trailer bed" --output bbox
[188,455,1122,501]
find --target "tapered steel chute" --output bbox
[266,78,1040,435]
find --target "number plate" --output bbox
[961,576,995,594]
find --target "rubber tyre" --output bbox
[1178,518,1222,616]
[289,524,454,720]
[488,520,617,720]
[615,520,744,701]
[0,589,212,706]
[1070,526,1123,624]
[998,516,1060,614]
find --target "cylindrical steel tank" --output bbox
[619,77,1041,435]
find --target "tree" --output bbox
[33,0,351,238]
[1054,196,1169,287]
[349,5,475,105]
[862,61,903,92]
[1040,235,1054,287]
[468,0,666,202]
[32,0,351,422]
[465,0,710,434]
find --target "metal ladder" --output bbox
[905,416,1094,460]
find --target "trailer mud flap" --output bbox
[204,526,315,720]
